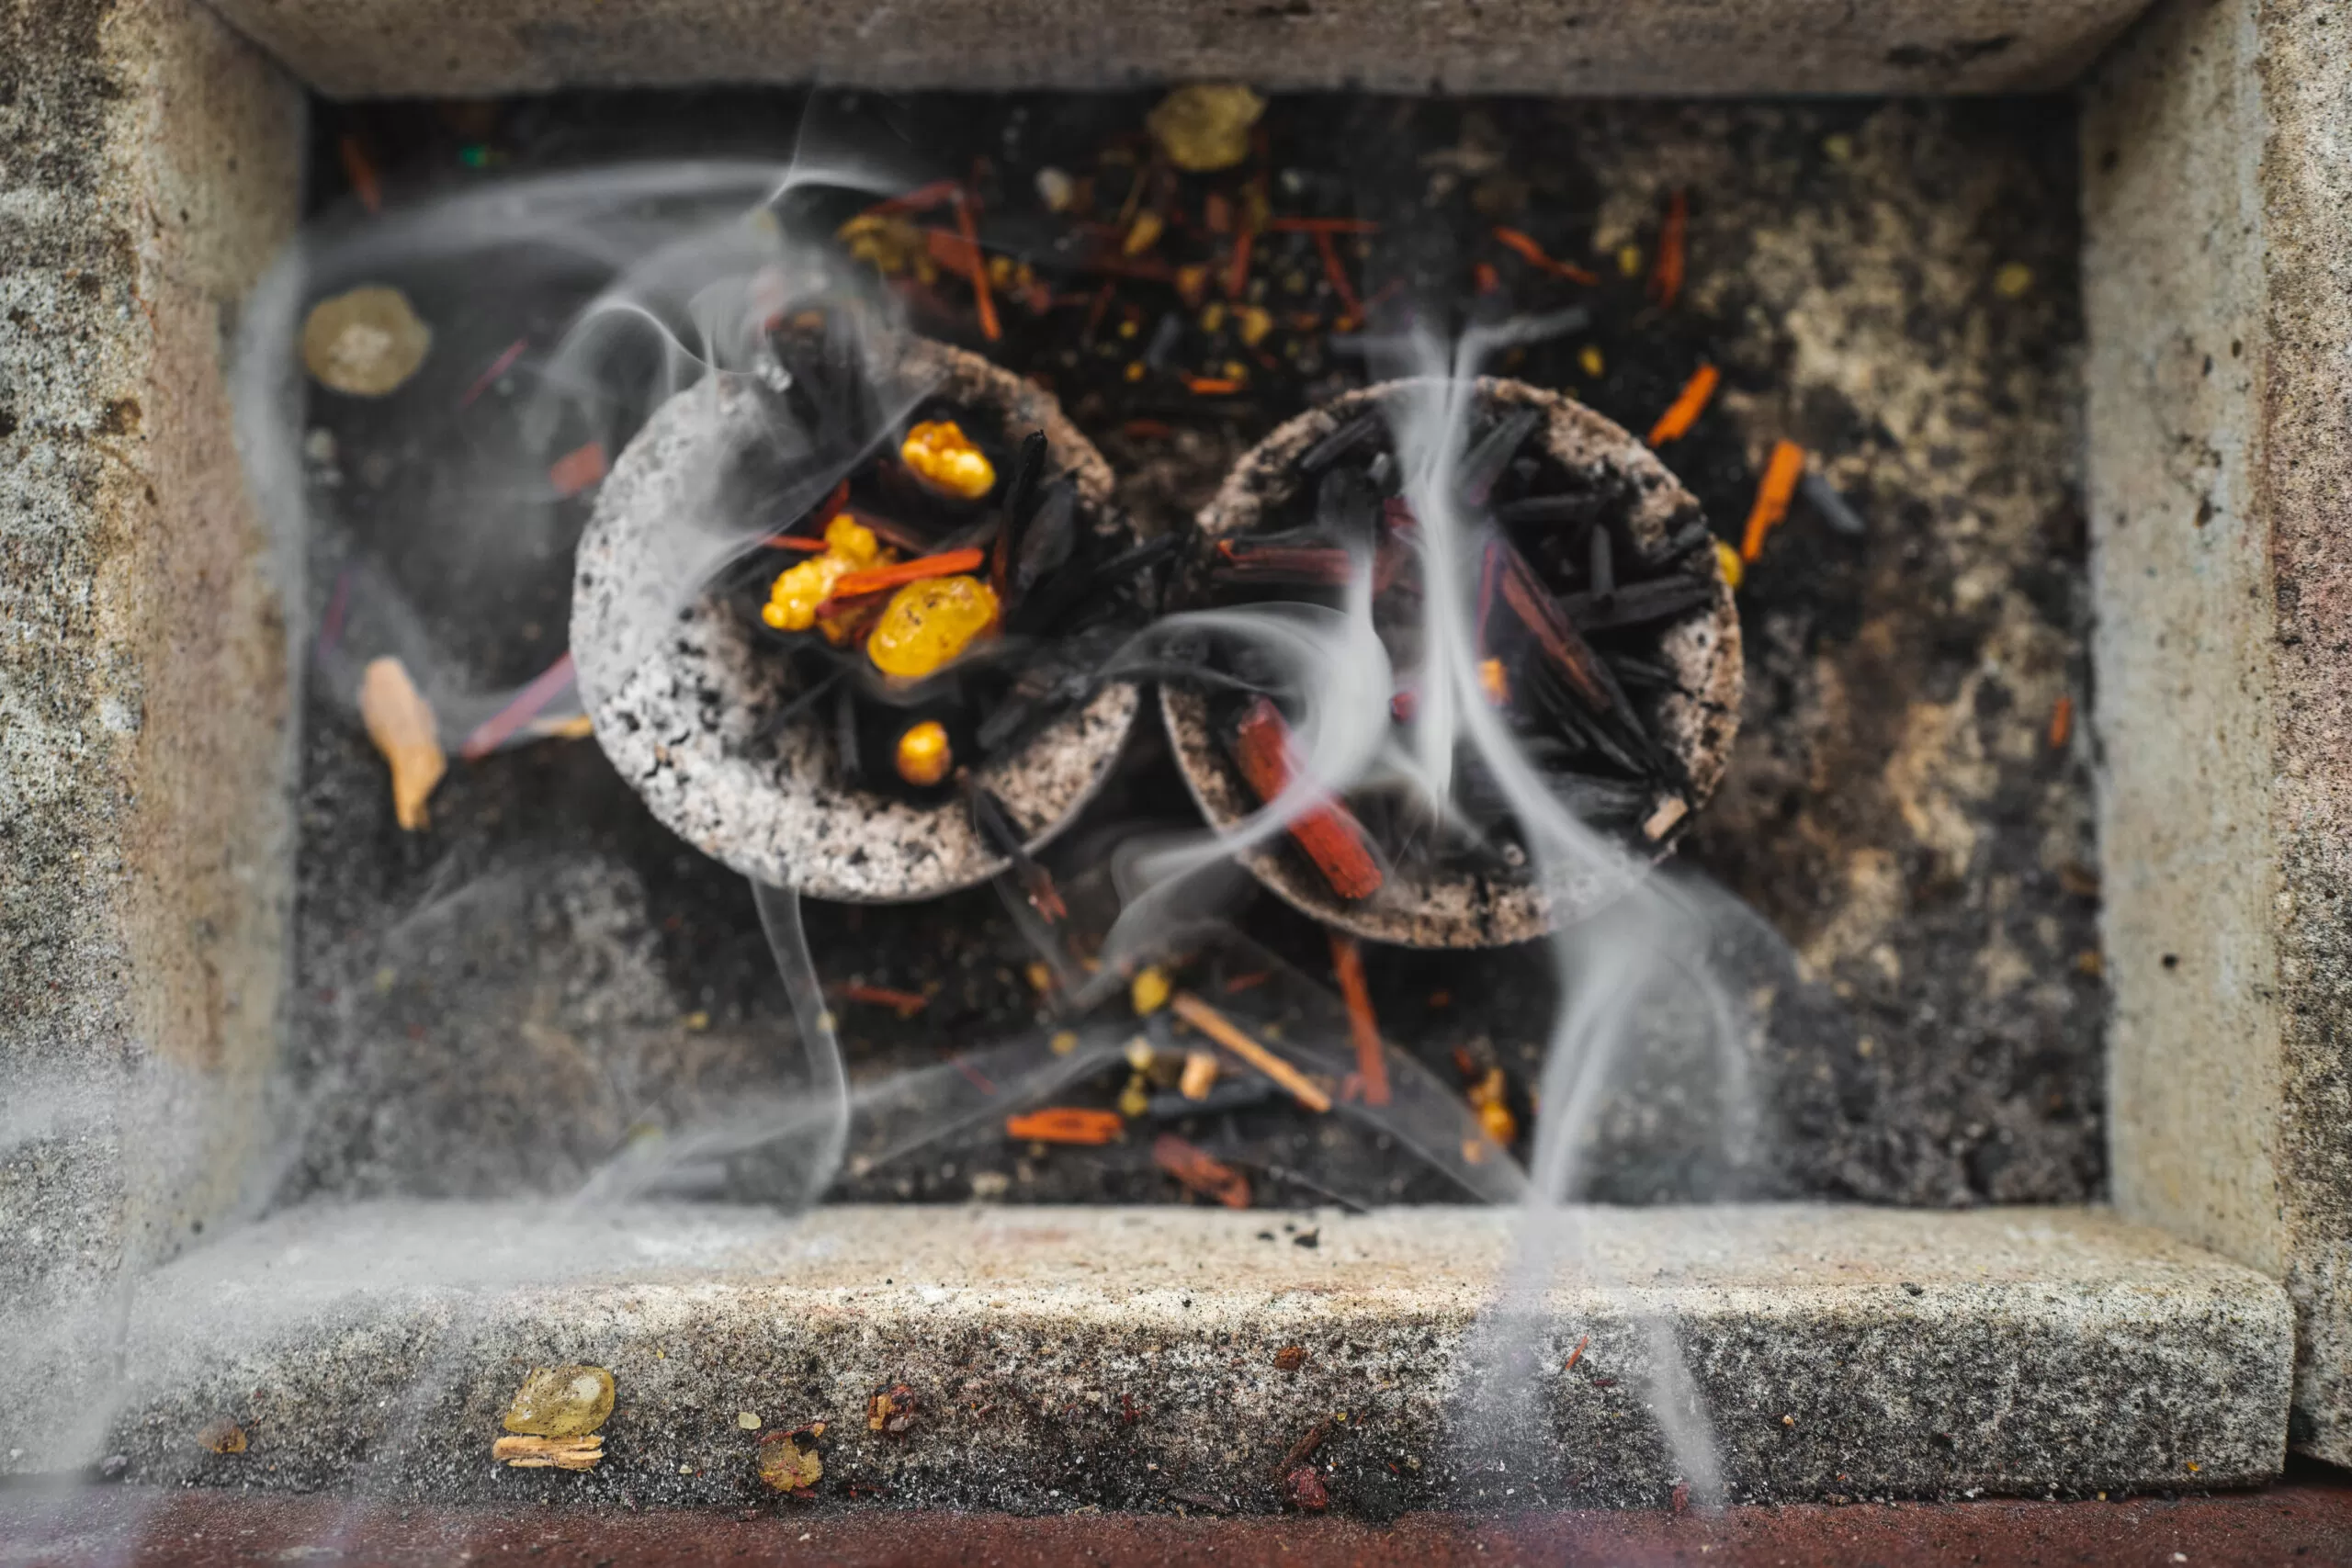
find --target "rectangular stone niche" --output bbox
[4,0,2349,1504]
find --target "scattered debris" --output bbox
[1738,439,1807,562]
[1005,1107,1125,1145]
[1327,933,1391,1107]
[1131,965,1173,1015]
[1147,85,1266,172]
[359,656,446,831]
[1798,468,1868,536]
[1273,1345,1307,1372]
[1285,1465,1330,1511]
[757,1422,826,1495]
[1464,1065,1517,1148]
[838,982,931,1018]
[548,441,608,499]
[1646,364,1719,445]
[197,1421,247,1455]
[337,134,382,214]
[503,1365,616,1438]
[301,285,431,396]
[1153,1132,1251,1208]
[867,1384,919,1438]
[1564,1334,1589,1372]
[738,1412,763,1430]
[1649,188,1688,308]
[1179,1048,1220,1101]
[492,1435,603,1471]
[1170,990,1332,1112]
[2048,694,2074,750]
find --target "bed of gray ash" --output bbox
[277,92,2097,1213]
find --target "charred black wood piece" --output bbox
[1457,407,1543,507]
[1801,470,1868,536]
[991,430,1048,598]
[1494,491,1612,529]
[1588,525,1615,595]
[1014,481,1078,595]
[1561,573,1716,633]
[1643,518,1716,566]
[1296,410,1384,476]
[964,775,1067,923]
[833,681,864,787]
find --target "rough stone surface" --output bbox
[199,0,2151,99]
[2082,0,2352,1463]
[3,1202,2290,1506]
[0,0,302,1321]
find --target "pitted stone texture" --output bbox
[200,0,2150,98]
[2084,0,2352,1463]
[1163,378,1740,949]
[0,0,301,1319]
[18,1201,2289,1508]
[572,344,1137,902]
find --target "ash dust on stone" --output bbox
[276,90,2098,1216]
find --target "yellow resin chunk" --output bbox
[866,575,1000,678]
[1146,85,1266,173]
[895,719,953,786]
[1130,966,1171,1016]
[763,514,885,633]
[358,657,445,831]
[502,1365,616,1437]
[900,420,997,500]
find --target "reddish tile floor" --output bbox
[6,1468,2348,1566]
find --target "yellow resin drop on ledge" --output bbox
[899,420,997,501]
[866,575,1000,679]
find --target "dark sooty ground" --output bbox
[277,91,2098,1213]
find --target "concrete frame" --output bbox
[4,0,2348,1500]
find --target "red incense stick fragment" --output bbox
[1329,932,1391,1107]
[825,547,987,604]
[1154,1134,1251,1209]
[1214,540,1353,585]
[1647,363,1720,445]
[1739,440,1807,562]
[458,338,526,409]
[1310,228,1363,324]
[1495,541,1615,716]
[548,441,607,499]
[459,652,578,760]
[836,983,930,1019]
[1491,226,1600,285]
[1228,697,1384,902]
[1651,189,1689,308]
[1224,227,1256,300]
[1006,1108,1124,1145]
[954,190,1001,343]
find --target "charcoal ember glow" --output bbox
[1163,376,1742,947]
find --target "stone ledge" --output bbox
[198,0,2152,99]
[9,1201,2290,1509]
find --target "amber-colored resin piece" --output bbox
[301,286,432,396]
[764,514,886,633]
[358,657,446,831]
[1147,85,1265,173]
[894,719,952,786]
[866,575,1000,679]
[502,1365,616,1437]
[899,420,997,500]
